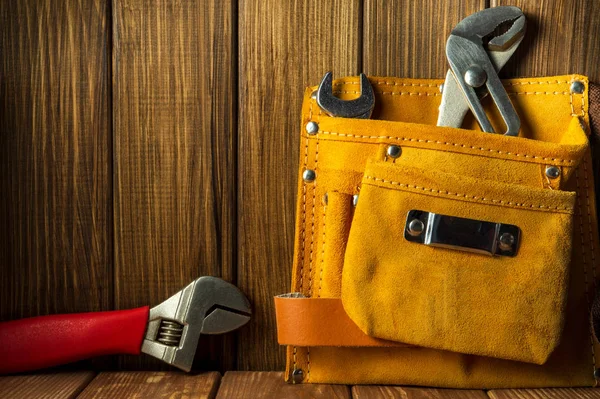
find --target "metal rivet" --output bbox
[292,369,304,384]
[386,145,402,159]
[545,166,561,179]
[305,121,319,135]
[594,368,600,379]
[323,193,328,205]
[407,219,425,237]
[310,90,317,99]
[352,194,359,207]
[498,232,515,251]
[464,65,487,88]
[571,81,585,94]
[302,169,316,182]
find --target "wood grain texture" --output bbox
[216,372,350,399]
[488,388,600,399]
[353,386,489,399]
[0,0,112,319]
[363,0,486,78]
[491,0,600,81]
[112,0,236,370]
[0,372,96,399]
[78,371,221,399]
[237,0,361,371]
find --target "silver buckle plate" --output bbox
[404,210,520,257]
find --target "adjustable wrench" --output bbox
[0,276,251,374]
[438,6,526,135]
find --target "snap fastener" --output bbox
[407,219,425,237]
[545,166,561,179]
[292,369,304,383]
[386,145,402,159]
[498,232,515,251]
[570,81,585,94]
[352,194,359,207]
[303,169,316,182]
[305,121,319,135]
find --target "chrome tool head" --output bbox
[141,276,251,372]
[439,6,526,136]
[316,72,375,119]
[451,6,526,46]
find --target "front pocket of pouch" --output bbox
[341,160,576,364]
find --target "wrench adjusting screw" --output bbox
[157,320,184,346]
[407,219,425,237]
[305,121,319,135]
[498,232,515,251]
[386,145,402,159]
[303,169,316,182]
[464,65,487,88]
[545,166,561,179]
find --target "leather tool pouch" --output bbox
[276,76,600,388]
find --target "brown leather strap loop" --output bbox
[274,295,409,348]
[592,286,600,344]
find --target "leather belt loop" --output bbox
[274,295,410,348]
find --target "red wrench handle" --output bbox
[0,306,149,374]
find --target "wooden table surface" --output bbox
[2,371,600,399]
[1,0,600,373]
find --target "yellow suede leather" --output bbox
[320,192,353,298]
[286,75,600,387]
[343,161,575,364]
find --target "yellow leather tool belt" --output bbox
[275,75,600,388]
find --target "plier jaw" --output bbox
[439,6,527,136]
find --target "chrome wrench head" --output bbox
[316,71,375,119]
[438,6,526,135]
[141,276,251,372]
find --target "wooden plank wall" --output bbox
[1,0,600,372]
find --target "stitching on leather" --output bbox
[334,81,440,88]
[313,131,576,164]
[292,346,297,377]
[511,91,570,95]
[307,347,311,382]
[332,90,570,96]
[336,79,571,88]
[583,159,597,284]
[583,158,598,371]
[364,176,573,212]
[306,103,322,381]
[294,101,313,375]
[318,202,326,298]
[505,80,571,86]
[308,140,318,295]
[333,90,441,96]
[575,168,597,374]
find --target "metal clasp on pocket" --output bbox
[404,210,520,257]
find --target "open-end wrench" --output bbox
[0,276,251,374]
[438,6,526,135]
[316,71,375,119]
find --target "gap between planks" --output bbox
[3,371,600,398]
